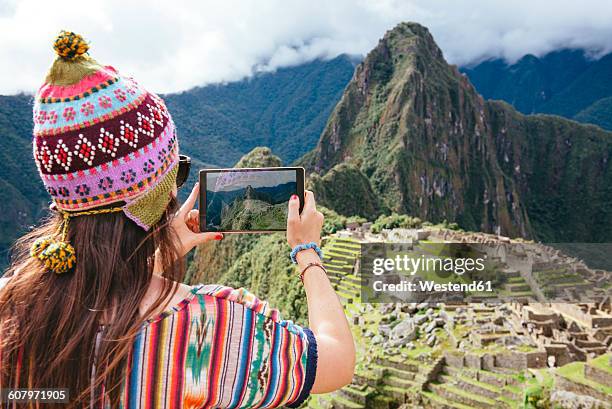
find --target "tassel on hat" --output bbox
[30,212,76,274]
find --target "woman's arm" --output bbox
[287,191,356,393]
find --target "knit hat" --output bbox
[32,31,179,232]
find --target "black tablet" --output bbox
[199,167,305,233]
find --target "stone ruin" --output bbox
[315,227,611,408]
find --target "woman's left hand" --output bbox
[172,182,223,258]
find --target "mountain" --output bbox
[206,181,295,230]
[306,162,388,221]
[300,22,612,242]
[234,146,282,168]
[463,49,612,130]
[163,55,358,166]
[0,94,49,265]
[0,58,356,268]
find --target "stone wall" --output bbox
[494,352,526,370]
[423,357,446,384]
[494,351,547,370]
[592,316,612,328]
[585,364,612,388]
[545,344,573,367]
[444,350,548,370]
[525,351,548,368]
[443,351,464,368]
[555,374,610,402]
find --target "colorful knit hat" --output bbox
[30,31,179,273]
[33,31,179,230]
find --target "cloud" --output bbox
[2,0,612,94]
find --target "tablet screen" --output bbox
[201,167,304,232]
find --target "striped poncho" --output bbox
[111,284,317,408]
[0,277,316,409]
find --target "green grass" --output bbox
[497,395,522,409]
[499,289,535,297]
[342,385,371,398]
[381,384,411,396]
[530,369,554,389]
[456,374,502,393]
[556,362,612,395]
[504,383,523,395]
[422,391,474,409]
[331,394,364,409]
[590,353,612,375]
[437,383,497,405]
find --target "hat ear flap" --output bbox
[123,164,179,231]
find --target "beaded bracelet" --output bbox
[290,242,323,264]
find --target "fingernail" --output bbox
[291,194,298,200]
[214,233,223,240]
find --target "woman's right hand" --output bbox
[286,190,324,248]
[288,190,356,393]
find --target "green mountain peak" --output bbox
[235,146,282,168]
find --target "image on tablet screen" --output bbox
[205,169,297,231]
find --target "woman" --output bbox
[0,32,355,408]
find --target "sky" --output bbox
[208,169,296,191]
[2,0,612,95]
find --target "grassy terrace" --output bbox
[422,391,474,409]
[322,236,362,306]
[430,366,529,409]
[315,235,451,408]
[499,272,535,299]
[590,353,612,375]
[532,268,589,298]
[429,382,498,408]
[556,361,612,396]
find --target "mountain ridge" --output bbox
[463,48,612,131]
[163,55,357,165]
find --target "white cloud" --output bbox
[2,0,612,94]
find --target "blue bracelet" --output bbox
[290,242,323,264]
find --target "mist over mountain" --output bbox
[163,55,357,166]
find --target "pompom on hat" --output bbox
[31,31,179,273]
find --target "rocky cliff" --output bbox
[301,23,612,242]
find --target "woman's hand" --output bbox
[286,190,324,248]
[172,183,223,258]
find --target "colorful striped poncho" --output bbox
[0,277,316,409]
[109,284,317,408]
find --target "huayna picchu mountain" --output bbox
[301,22,612,242]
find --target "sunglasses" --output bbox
[176,154,191,189]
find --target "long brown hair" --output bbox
[0,197,184,408]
